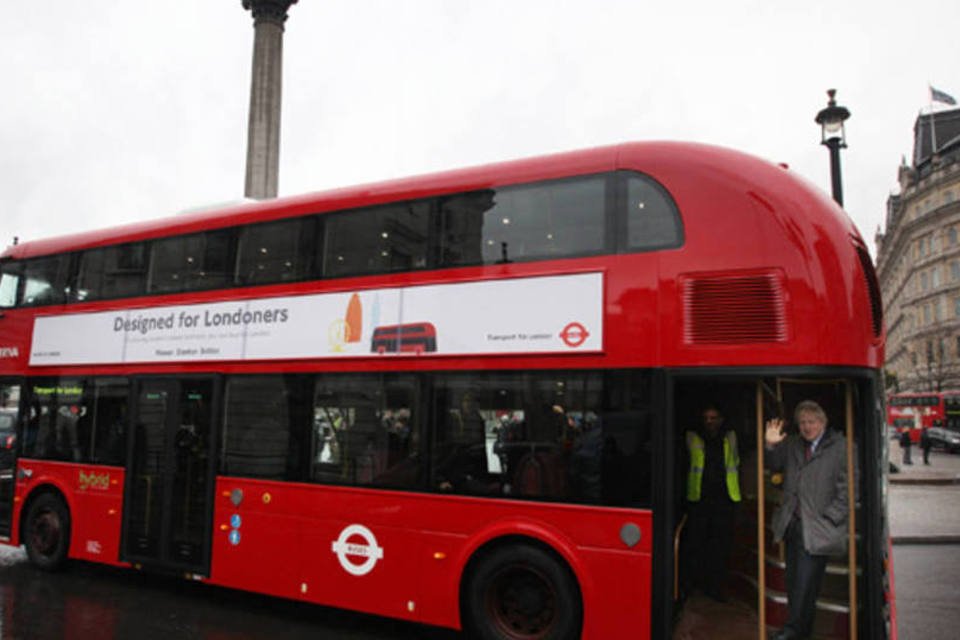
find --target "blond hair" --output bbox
[794,400,827,425]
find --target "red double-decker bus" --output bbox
[887,391,960,442]
[371,322,438,354]
[0,142,891,639]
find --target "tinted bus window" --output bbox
[21,255,71,306]
[90,379,129,466]
[431,370,653,507]
[323,201,431,278]
[437,191,492,266]
[311,375,420,489]
[23,379,92,462]
[222,376,298,480]
[625,174,683,251]
[149,229,235,294]
[0,261,20,308]
[237,217,318,285]
[439,176,607,267]
[76,242,148,300]
[481,176,607,263]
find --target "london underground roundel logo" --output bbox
[331,524,384,576]
[559,322,590,348]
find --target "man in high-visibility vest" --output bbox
[681,404,741,603]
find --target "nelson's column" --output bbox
[242,0,298,200]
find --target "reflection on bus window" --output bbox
[90,379,129,466]
[323,202,431,278]
[222,376,295,480]
[21,256,70,306]
[480,176,607,264]
[23,380,89,462]
[236,217,317,285]
[76,243,148,301]
[149,229,235,294]
[626,174,683,251]
[311,375,419,489]
[0,262,20,308]
[432,371,654,507]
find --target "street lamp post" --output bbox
[815,89,851,207]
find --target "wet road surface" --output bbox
[0,546,458,640]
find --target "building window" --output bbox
[932,267,942,288]
[921,271,929,291]
[949,227,959,247]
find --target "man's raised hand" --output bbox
[765,418,786,446]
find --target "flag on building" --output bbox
[931,86,957,106]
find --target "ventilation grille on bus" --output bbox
[853,241,884,338]
[683,272,787,344]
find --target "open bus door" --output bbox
[669,376,875,640]
[0,380,21,538]
[121,377,219,575]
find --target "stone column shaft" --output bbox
[242,0,297,200]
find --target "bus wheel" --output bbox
[23,493,71,571]
[464,543,582,640]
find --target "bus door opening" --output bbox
[122,378,218,574]
[753,378,867,640]
[0,380,21,538]
[670,377,868,639]
[671,380,761,639]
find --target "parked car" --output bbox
[924,427,960,453]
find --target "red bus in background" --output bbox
[0,142,891,639]
[887,391,960,442]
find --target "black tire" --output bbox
[463,543,582,640]
[23,493,71,571]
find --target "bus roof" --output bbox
[1,141,862,261]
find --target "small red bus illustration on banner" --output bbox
[559,322,590,348]
[371,323,437,354]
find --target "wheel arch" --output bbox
[459,533,584,601]
[17,481,74,549]
[456,520,589,634]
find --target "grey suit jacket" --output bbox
[766,428,851,556]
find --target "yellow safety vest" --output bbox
[686,430,741,502]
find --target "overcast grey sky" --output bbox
[2,1,958,256]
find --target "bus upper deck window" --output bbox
[0,262,20,308]
[624,174,683,251]
[323,201,431,279]
[20,255,70,306]
[438,175,607,268]
[77,243,148,301]
[481,176,606,264]
[237,217,317,285]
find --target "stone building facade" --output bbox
[876,107,960,391]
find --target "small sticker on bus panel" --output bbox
[230,514,242,529]
[229,530,241,546]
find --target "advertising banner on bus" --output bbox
[30,272,603,365]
